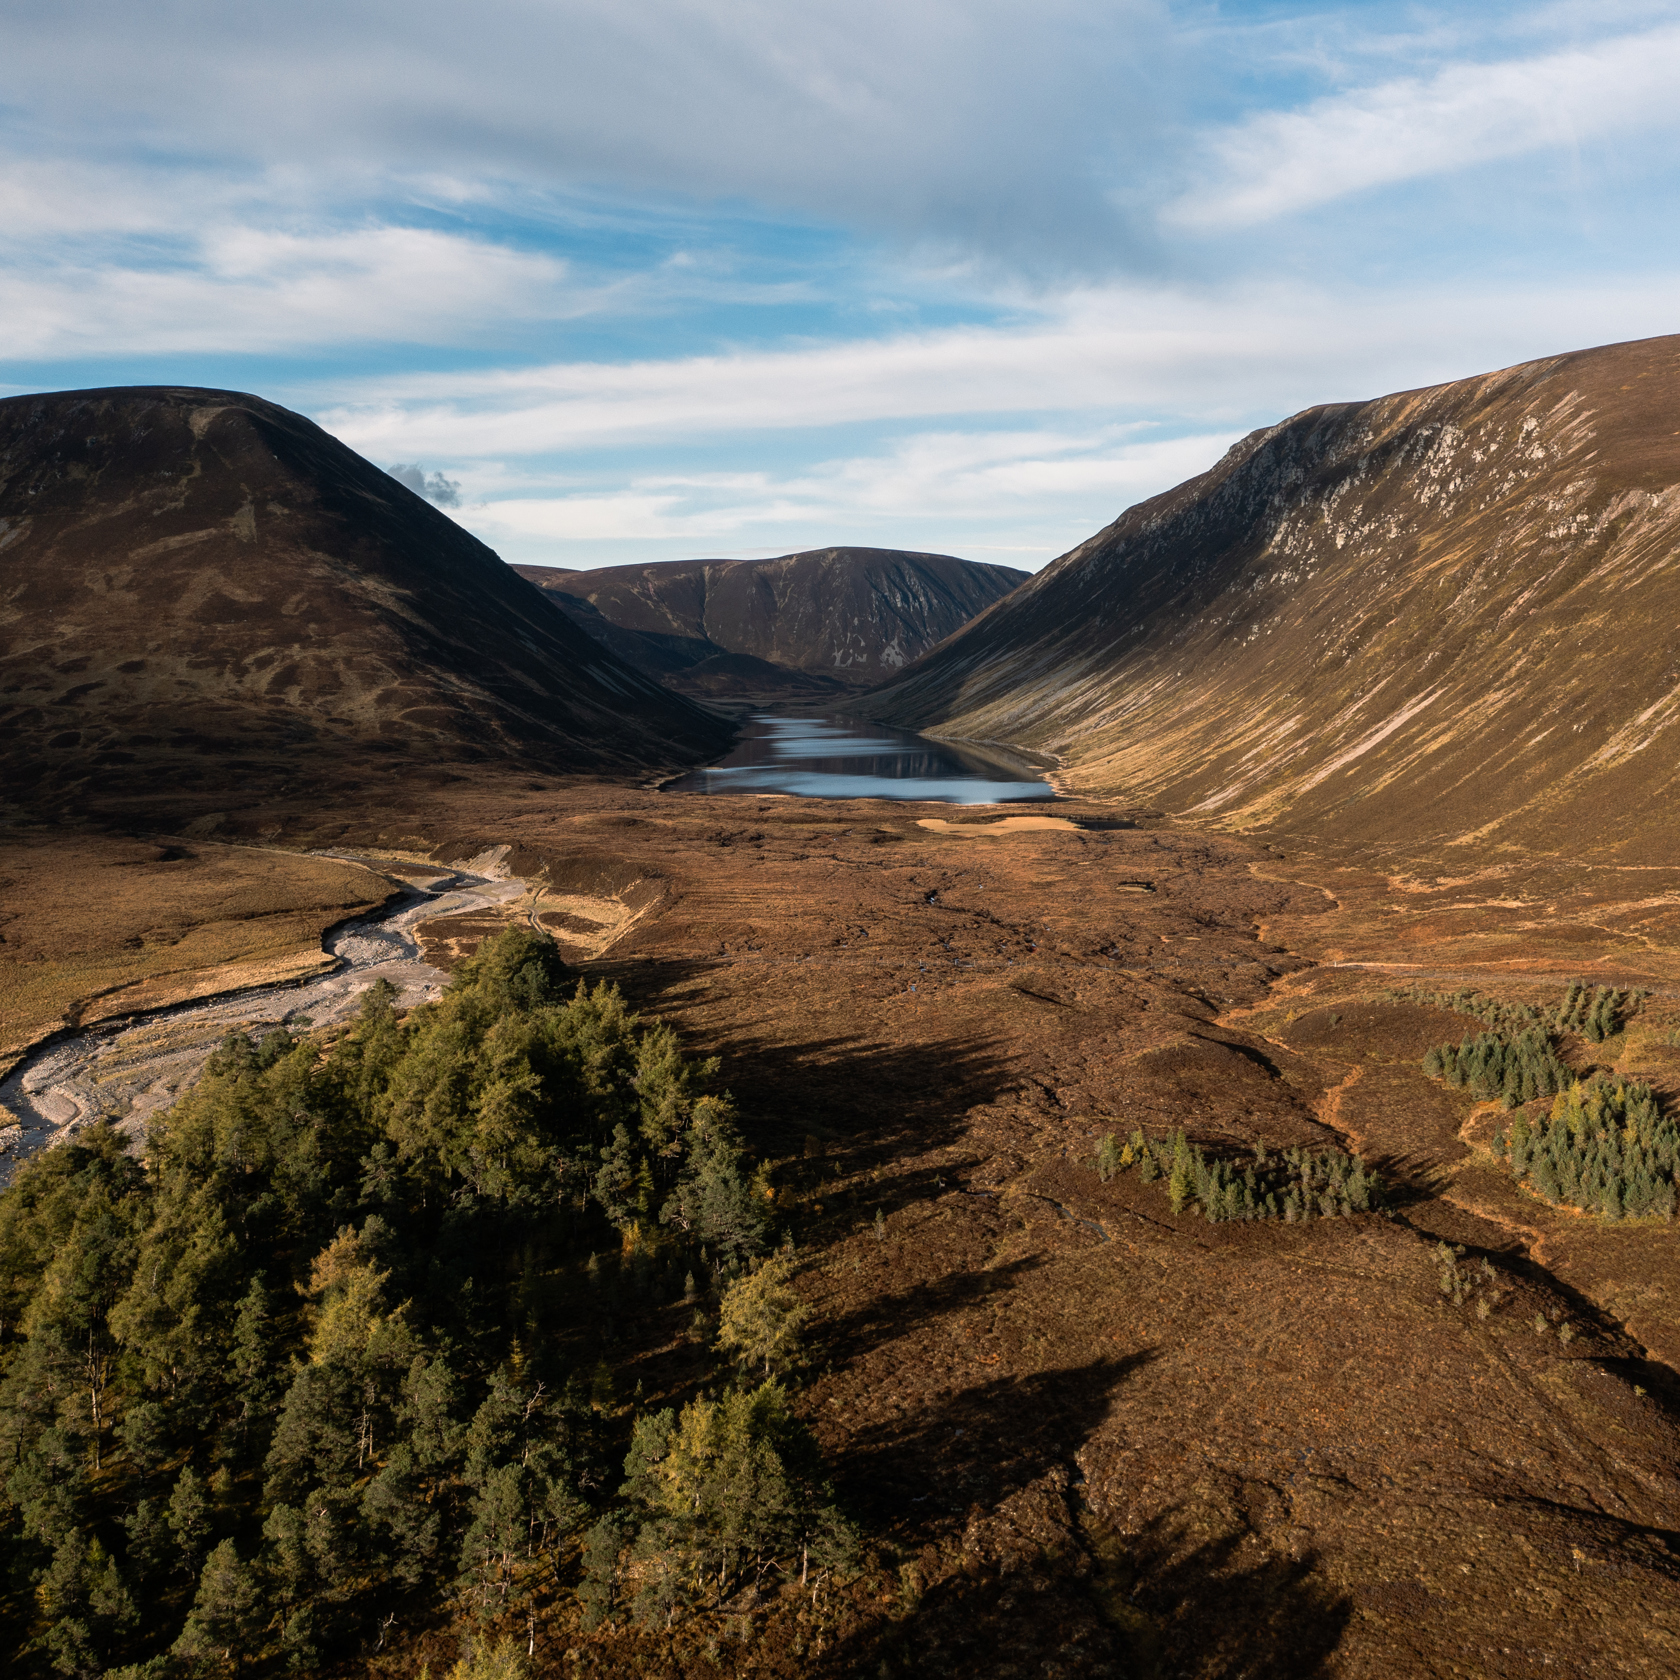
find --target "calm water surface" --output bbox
[666,714,1055,803]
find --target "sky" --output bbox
[6,1,1680,571]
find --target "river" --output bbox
[0,852,527,1185]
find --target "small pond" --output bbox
[665,713,1055,803]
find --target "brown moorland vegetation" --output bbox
[0,386,729,824]
[5,778,1664,1679]
[861,333,1680,860]
[0,835,391,1077]
[4,339,1680,1679]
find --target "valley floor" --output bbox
[7,780,1678,1679]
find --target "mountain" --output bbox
[0,387,729,820]
[860,334,1680,860]
[514,548,1027,702]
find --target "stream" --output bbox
[0,852,527,1186]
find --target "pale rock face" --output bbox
[859,333,1680,859]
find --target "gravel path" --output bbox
[0,852,526,1184]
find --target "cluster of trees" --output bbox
[0,928,851,1676]
[1552,982,1641,1044]
[1094,1130,1383,1222]
[1493,1076,1679,1220]
[1397,981,1643,1047]
[1423,1028,1573,1107]
[1389,984,1553,1037]
[582,1378,853,1632]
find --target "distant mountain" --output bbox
[0,388,728,821]
[515,548,1027,703]
[860,335,1680,859]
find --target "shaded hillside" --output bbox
[0,388,728,821]
[515,548,1026,702]
[861,334,1680,859]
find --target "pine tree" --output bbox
[167,1464,213,1576]
[716,1252,809,1379]
[1168,1158,1193,1217]
[173,1539,261,1671]
[1095,1134,1123,1182]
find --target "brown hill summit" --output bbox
[515,547,1027,702]
[861,334,1680,859]
[0,387,728,822]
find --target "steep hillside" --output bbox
[0,388,728,820]
[862,334,1680,859]
[515,547,1026,700]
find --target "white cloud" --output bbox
[463,425,1236,563]
[2,0,1170,265]
[479,426,1224,534]
[0,226,578,356]
[320,272,1680,464]
[1170,22,1680,228]
[307,267,1680,567]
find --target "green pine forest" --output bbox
[1093,1129,1384,1222]
[0,930,851,1678]
[1414,983,1679,1222]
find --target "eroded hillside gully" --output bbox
[12,768,1677,1677]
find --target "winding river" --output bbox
[0,852,527,1186]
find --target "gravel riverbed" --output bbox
[0,853,526,1185]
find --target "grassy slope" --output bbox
[860,333,1680,861]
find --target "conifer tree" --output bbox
[716,1251,809,1380]
[1168,1158,1193,1216]
[173,1539,261,1671]
[0,927,841,1665]
[1095,1134,1123,1182]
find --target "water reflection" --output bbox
[666,713,1054,803]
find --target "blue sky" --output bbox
[6,1,1680,569]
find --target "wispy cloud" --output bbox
[464,426,1236,561]
[2,0,1171,267]
[0,227,579,356]
[321,272,1680,464]
[1170,21,1680,228]
[6,4,1680,571]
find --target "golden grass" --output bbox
[0,835,392,1073]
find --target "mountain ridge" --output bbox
[859,333,1680,860]
[0,386,729,821]
[517,547,1027,701]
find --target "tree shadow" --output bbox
[1100,1506,1353,1680]
[836,1353,1155,1540]
[811,1256,1045,1374]
[668,1015,1021,1165]
[807,1444,1354,1680]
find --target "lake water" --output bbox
[666,713,1056,803]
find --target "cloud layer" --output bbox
[6,3,1680,567]
[3,0,1171,265]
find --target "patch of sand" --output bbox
[533,891,644,959]
[916,816,1080,837]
